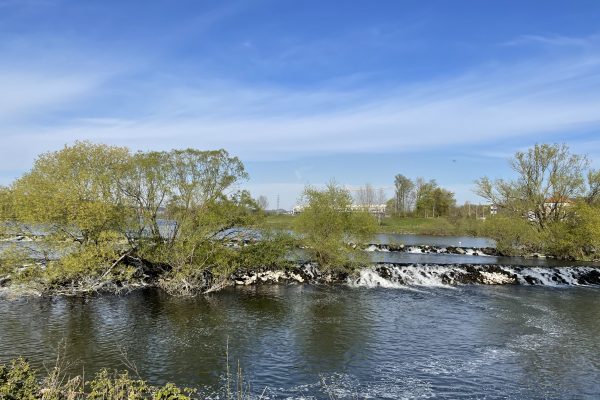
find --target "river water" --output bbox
[1,234,600,398]
[1,285,600,399]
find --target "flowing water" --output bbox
[1,234,600,399]
[1,285,600,399]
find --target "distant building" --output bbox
[292,203,387,215]
[544,196,574,212]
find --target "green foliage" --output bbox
[11,141,130,244]
[0,186,15,222]
[1,142,285,293]
[543,203,600,259]
[44,232,124,286]
[476,143,594,230]
[0,358,197,399]
[0,357,39,400]
[295,182,377,269]
[415,180,456,218]
[393,174,415,216]
[88,370,151,399]
[152,383,195,400]
[481,216,543,256]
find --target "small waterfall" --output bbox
[351,264,600,288]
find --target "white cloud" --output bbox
[2,33,600,191]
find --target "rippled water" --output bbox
[1,285,599,399]
[372,233,495,248]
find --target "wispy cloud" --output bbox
[2,31,600,191]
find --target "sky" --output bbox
[1,0,600,209]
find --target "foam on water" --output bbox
[350,264,600,288]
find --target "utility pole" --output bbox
[276,194,280,212]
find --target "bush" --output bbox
[0,358,195,400]
[481,216,542,255]
[295,182,377,270]
[0,357,39,400]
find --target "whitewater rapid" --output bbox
[351,264,600,288]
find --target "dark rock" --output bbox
[0,276,10,287]
[577,269,600,285]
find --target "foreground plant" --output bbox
[0,357,195,400]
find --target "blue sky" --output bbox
[1,0,600,208]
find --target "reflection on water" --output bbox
[1,285,600,399]
[373,233,496,248]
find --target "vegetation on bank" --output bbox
[0,142,377,295]
[0,349,267,400]
[295,182,377,269]
[476,144,600,259]
[2,142,600,296]
[1,357,195,399]
[265,214,485,236]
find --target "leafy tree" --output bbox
[481,216,542,256]
[393,174,415,215]
[117,150,173,244]
[544,202,600,259]
[415,179,455,217]
[0,186,14,221]
[3,143,284,293]
[295,182,377,269]
[475,143,597,230]
[11,141,130,244]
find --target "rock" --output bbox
[0,276,10,287]
[577,269,600,285]
[455,247,466,255]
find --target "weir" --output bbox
[352,264,600,287]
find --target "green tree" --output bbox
[475,143,597,230]
[0,186,14,221]
[11,141,130,244]
[544,202,600,259]
[393,174,415,215]
[295,182,377,269]
[415,179,455,217]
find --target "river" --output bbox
[1,234,600,399]
[1,285,600,399]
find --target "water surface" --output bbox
[1,285,599,399]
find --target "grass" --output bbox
[263,214,485,237]
[377,216,484,236]
[261,214,297,231]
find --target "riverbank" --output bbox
[265,214,485,236]
[2,257,600,299]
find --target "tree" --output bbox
[375,188,387,206]
[394,174,415,215]
[11,141,131,243]
[295,182,377,269]
[257,195,269,210]
[414,179,455,217]
[117,150,173,243]
[475,143,597,230]
[0,186,14,221]
[355,183,376,208]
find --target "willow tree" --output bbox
[0,186,14,221]
[295,182,377,269]
[11,141,130,244]
[475,143,597,230]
